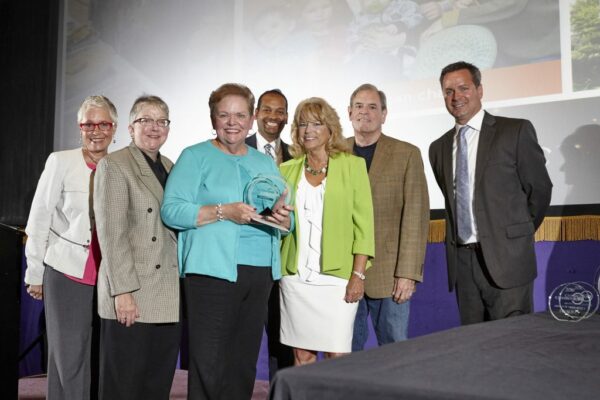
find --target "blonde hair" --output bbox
[289,97,350,157]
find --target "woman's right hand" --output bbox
[27,284,43,300]
[223,202,258,225]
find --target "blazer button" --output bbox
[148,208,153,213]
[152,236,157,242]
[155,264,161,269]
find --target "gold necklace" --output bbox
[304,157,328,176]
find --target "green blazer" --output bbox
[280,152,375,280]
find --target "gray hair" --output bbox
[77,95,118,123]
[129,95,170,124]
[349,84,387,111]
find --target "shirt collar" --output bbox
[255,132,280,151]
[141,149,162,165]
[455,108,485,134]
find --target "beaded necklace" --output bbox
[304,157,328,176]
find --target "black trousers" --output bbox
[184,265,273,400]
[456,246,533,325]
[98,319,180,400]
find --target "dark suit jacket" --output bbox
[429,111,552,291]
[245,133,292,163]
[348,134,429,298]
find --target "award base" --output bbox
[251,216,289,233]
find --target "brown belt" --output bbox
[457,242,481,250]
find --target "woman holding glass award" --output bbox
[161,83,292,400]
[279,97,375,365]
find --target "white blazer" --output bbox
[24,148,93,285]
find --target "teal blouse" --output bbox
[161,140,283,282]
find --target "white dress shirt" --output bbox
[255,133,281,158]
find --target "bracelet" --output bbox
[352,270,366,280]
[216,203,224,222]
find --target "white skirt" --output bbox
[279,275,358,353]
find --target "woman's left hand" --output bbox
[115,293,140,327]
[344,275,365,303]
[266,204,293,230]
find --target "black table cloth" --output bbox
[270,313,600,400]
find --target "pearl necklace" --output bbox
[304,157,328,176]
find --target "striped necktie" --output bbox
[264,143,276,160]
[456,125,473,242]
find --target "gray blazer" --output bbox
[429,112,552,291]
[94,142,179,323]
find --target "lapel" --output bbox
[128,142,164,204]
[368,134,392,188]
[474,111,496,187]
[282,156,305,202]
[347,134,389,188]
[281,141,292,162]
[441,128,455,215]
[245,133,258,149]
[323,153,343,212]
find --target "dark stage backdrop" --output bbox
[0,0,59,226]
[1,2,60,396]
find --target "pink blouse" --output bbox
[64,162,101,286]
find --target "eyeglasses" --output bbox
[297,121,323,129]
[216,112,250,122]
[133,117,171,128]
[79,122,115,132]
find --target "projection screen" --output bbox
[55,0,600,209]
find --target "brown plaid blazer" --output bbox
[348,134,429,298]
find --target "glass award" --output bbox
[548,281,599,322]
[244,174,291,232]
